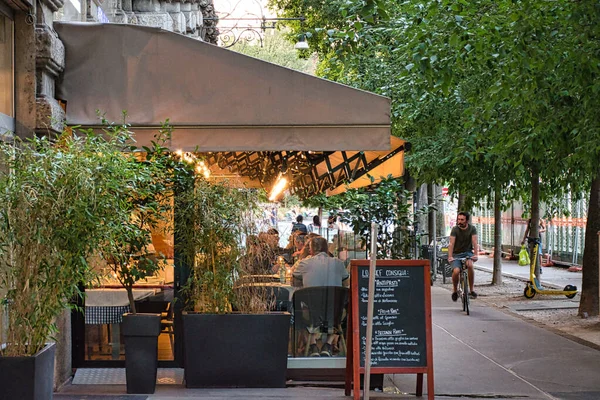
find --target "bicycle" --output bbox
[454,257,472,315]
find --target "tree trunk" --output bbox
[427,183,435,241]
[457,192,467,213]
[530,168,541,280]
[436,185,445,237]
[428,183,437,263]
[492,185,503,285]
[579,171,600,317]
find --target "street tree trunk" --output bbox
[579,171,600,317]
[492,185,503,285]
[428,183,435,241]
[457,192,467,213]
[529,168,541,280]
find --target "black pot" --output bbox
[0,342,55,400]
[122,313,161,394]
[183,312,290,388]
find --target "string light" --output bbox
[174,151,211,179]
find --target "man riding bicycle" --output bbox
[448,211,479,301]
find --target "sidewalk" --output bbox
[56,259,599,400]
[474,255,582,290]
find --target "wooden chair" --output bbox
[160,302,175,357]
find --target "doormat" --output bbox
[54,396,147,400]
[72,368,183,385]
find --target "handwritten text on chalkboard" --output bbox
[357,266,426,368]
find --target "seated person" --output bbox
[293,236,349,357]
[239,235,272,275]
[291,233,307,262]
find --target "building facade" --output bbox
[0,0,216,387]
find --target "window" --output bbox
[0,12,14,135]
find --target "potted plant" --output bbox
[98,126,173,394]
[175,171,290,388]
[0,126,145,400]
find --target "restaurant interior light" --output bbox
[268,173,288,202]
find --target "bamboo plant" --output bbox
[0,126,146,356]
[175,168,272,314]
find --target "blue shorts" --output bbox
[450,251,474,270]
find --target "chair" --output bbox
[160,302,175,357]
[292,286,349,356]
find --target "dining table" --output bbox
[234,279,296,312]
[85,288,156,359]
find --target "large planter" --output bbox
[0,342,55,400]
[183,312,290,388]
[122,313,161,394]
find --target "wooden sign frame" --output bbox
[344,260,434,399]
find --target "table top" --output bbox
[85,289,156,307]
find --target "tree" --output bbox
[271,0,600,313]
[229,30,315,74]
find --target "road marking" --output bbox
[434,323,559,400]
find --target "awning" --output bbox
[54,22,391,152]
[54,22,404,199]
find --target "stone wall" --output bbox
[104,0,218,43]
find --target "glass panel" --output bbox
[0,14,14,119]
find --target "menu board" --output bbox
[356,264,426,368]
[345,260,434,400]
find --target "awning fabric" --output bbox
[54,22,391,152]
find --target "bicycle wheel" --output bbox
[460,280,466,312]
[463,272,470,315]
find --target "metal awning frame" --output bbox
[202,140,406,200]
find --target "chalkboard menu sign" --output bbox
[356,264,426,368]
[345,260,434,400]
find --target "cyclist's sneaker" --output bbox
[470,291,478,299]
[320,343,332,357]
[309,344,320,357]
[451,292,458,302]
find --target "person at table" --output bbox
[239,235,272,275]
[293,236,349,287]
[291,232,307,261]
[293,236,349,357]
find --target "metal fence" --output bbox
[472,196,588,265]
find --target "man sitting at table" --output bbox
[293,236,349,357]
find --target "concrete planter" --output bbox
[0,342,55,400]
[183,312,290,388]
[122,313,161,394]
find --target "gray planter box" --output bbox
[183,312,290,388]
[122,313,161,394]
[0,342,55,400]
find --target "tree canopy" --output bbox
[270,0,600,315]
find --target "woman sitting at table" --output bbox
[239,235,273,275]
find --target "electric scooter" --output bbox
[523,237,578,299]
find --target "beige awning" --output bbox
[54,22,391,152]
